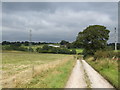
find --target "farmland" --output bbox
[2,51,76,88]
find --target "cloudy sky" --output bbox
[2,2,118,43]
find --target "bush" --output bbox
[2,44,28,51]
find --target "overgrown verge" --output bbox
[85,56,118,89]
[17,57,76,88]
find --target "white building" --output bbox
[48,44,60,47]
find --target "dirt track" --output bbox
[65,60,87,88]
[65,60,114,88]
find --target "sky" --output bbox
[2,2,118,43]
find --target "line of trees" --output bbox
[2,43,29,51]
[59,40,84,49]
[1,41,56,46]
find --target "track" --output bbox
[65,60,114,88]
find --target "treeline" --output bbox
[36,45,76,54]
[2,41,76,54]
[2,43,30,51]
[59,40,84,49]
[2,41,56,46]
[59,40,120,50]
[1,40,84,49]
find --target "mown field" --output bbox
[86,57,118,88]
[2,51,76,88]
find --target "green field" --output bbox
[69,48,83,54]
[2,51,75,88]
[86,57,118,88]
[75,49,83,53]
[22,45,44,51]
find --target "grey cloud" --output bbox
[2,2,118,42]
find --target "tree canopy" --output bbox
[60,40,69,45]
[75,25,110,56]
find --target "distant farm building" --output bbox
[48,44,60,47]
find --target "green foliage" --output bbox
[75,25,110,56]
[71,49,76,54]
[36,45,76,54]
[66,42,81,49]
[42,45,50,50]
[2,44,28,51]
[60,40,69,45]
[28,47,34,52]
[94,50,118,60]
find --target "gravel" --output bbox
[65,60,87,88]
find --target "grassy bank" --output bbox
[86,57,118,88]
[17,56,76,88]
